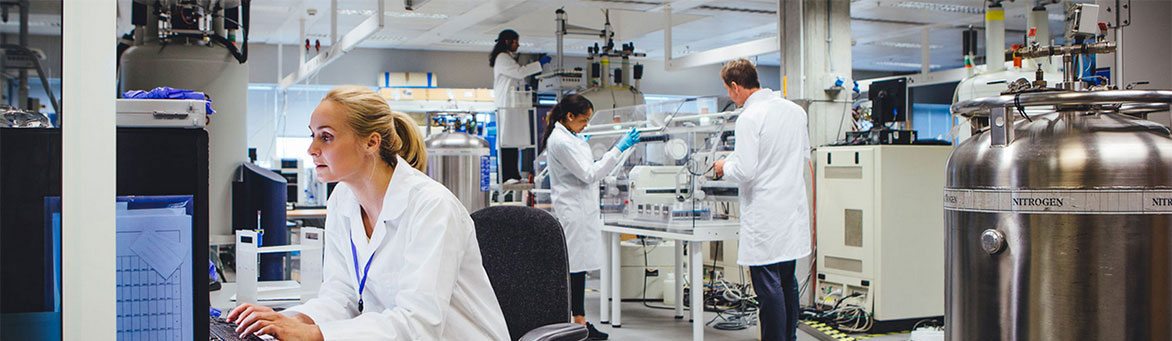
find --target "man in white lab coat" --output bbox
[713,58,811,341]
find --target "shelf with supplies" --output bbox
[378,87,497,113]
[383,100,497,114]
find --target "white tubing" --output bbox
[986,6,1006,73]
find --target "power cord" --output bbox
[640,237,676,310]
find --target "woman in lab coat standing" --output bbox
[227,86,509,340]
[490,29,550,108]
[543,94,640,340]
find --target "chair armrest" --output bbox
[518,322,588,341]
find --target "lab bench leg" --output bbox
[611,232,622,327]
[674,240,684,319]
[600,231,610,324]
[690,241,704,341]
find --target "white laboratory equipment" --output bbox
[234,227,324,304]
[579,97,741,233]
[813,145,952,330]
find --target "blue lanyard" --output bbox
[349,234,376,313]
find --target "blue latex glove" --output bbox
[539,55,552,66]
[617,127,640,152]
[123,86,216,114]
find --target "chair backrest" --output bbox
[471,206,571,341]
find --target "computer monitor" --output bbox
[869,77,909,127]
[232,162,288,281]
[2,127,211,340]
[277,158,300,205]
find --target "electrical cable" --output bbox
[912,318,942,330]
[834,98,851,143]
[1014,93,1033,122]
[639,237,676,310]
[801,161,817,308]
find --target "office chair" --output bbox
[470,206,588,341]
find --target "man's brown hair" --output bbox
[720,58,760,89]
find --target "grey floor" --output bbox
[581,276,909,341]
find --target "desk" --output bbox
[210,282,306,315]
[286,209,327,219]
[600,220,739,341]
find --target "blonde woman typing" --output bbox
[228,86,509,340]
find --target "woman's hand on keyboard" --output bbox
[227,303,323,341]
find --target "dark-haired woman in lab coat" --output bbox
[542,94,641,340]
[490,29,550,108]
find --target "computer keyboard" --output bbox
[210,316,265,341]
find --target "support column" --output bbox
[63,0,116,338]
[780,0,848,308]
[921,28,931,74]
[780,0,853,147]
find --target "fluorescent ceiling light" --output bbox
[441,39,534,47]
[306,33,405,42]
[867,41,943,49]
[369,34,407,42]
[874,60,941,69]
[338,9,449,20]
[892,1,984,14]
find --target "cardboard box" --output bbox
[453,88,478,101]
[377,72,411,87]
[378,88,396,100]
[425,88,453,101]
[475,88,494,102]
[407,72,437,87]
[395,88,422,101]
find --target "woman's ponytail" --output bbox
[390,111,426,171]
[322,86,428,172]
[541,103,562,149]
[541,94,593,149]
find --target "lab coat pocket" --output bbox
[376,274,400,308]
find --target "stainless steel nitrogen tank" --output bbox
[945,90,1172,340]
[424,131,491,214]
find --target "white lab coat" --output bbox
[282,156,510,340]
[492,51,543,108]
[722,89,812,266]
[546,122,623,272]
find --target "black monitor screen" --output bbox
[869,77,908,127]
[232,162,288,281]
